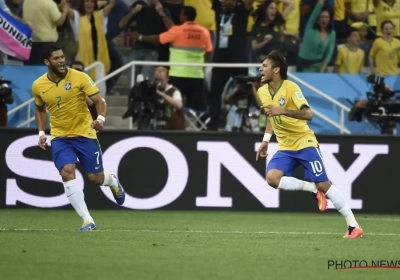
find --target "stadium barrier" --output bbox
[0,128,398,214]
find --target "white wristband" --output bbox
[39,131,45,137]
[263,133,272,142]
[97,115,105,122]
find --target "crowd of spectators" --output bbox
[1,0,400,131]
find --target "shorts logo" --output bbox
[296,91,304,100]
[88,78,96,86]
[64,82,72,91]
[279,97,285,106]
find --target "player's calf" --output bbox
[87,172,105,185]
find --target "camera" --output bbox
[351,74,400,135]
[130,79,164,130]
[0,79,12,100]
[232,75,260,109]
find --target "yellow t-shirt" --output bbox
[345,0,369,24]
[335,46,365,73]
[374,0,400,37]
[23,0,61,42]
[334,0,346,21]
[369,37,400,75]
[256,80,318,151]
[184,0,215,32]
[368,0,377,27]
[32,69,100,140]
[277,0,300,36]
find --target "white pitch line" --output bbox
[1,228,400,236]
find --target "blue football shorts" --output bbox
[51,137,104,174]
[266,146,329,182]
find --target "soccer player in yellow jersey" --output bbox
[32,44,125,231]
[255,50,363,238]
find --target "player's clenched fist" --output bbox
[91,119,104,131]
[262,105,285,117]
[256,141,268,161]
[38,135,48,150]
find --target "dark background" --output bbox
[0,129,398,214]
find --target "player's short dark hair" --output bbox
[347,27,359,37]
[70,61,85,71]
[42,43,63,60]
[381,20,394,30]
[182,6,196,21]
[265,50,288,80]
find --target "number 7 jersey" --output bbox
[256,80,318,151]
[32,68,100,140]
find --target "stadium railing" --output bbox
[7,61,106,128]
[94,61,351,133]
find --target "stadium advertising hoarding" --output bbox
[0,129,398,214]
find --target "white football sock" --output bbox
[63,179,94,223]
[277,176,318,194]
[326,186,359,228]
[103,169,118,190]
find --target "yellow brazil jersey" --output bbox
[184,0,215,32]
[345,0,369,24]
[256,80,319,151]
[277,0,300,36]
[368,0,377,27]
[334,0,346,21]
[32,68,100,140]
[369,37,400,75]
[375,0,400,37]
[335,46,365,74]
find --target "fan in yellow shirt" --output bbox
[32,44,126,231]
[335,28,365,74]
[255,50,363,238]
[373,0,400,37]
[369,20,400,75]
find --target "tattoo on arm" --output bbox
[283,108,312,120]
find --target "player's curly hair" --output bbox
[42,43,63,61]
[265,50,288,80]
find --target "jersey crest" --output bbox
[64,82,72,91]
[279,96,286,106]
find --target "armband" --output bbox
[263,133,272,142]
[97,115,106,122]
[39,131,45,137]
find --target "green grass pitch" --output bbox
[0,210,399,280]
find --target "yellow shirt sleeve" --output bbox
[335,48,344,66]
[290,83,310,109]
[32,82,44,107]
[80,73,101,97]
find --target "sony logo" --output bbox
[4,136,389,210]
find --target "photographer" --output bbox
[223,75,264,132]
[0,76,14,127]
[122,66,185,131]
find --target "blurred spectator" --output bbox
[334,0,348,39]
[119,0,174,79]
[132,6,212,110]
[345,0,370,23]
[373,0,400,38]
[57,0,78,65]
[161,0,183,25]
[351,22,373,66]
[101,0,130,95]
[5,0,23,17]
[208,0,254,131]
[184,0,216,45]
[247,0,266,34]
[369,20,400,75]
[0,76,13,128]
[300,0,333,37]
[23,0,69,65]
[334,27,364,73]
[277,0,301,65]
[68,0,115,80]
[250,0,294,63]
[297,0,335,73]
[367,0,377,37]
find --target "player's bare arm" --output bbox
[35,105,48,150]
[90,94,107,131]
[262,105,313,121]
[256,118,273,161]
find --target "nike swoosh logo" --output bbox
[316,173,324,177]
[95,166,101,169]
[67,193,75,197]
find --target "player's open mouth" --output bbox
[58,65,65,71]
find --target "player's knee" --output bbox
[60,164,76,181]
[266,171,281,188]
